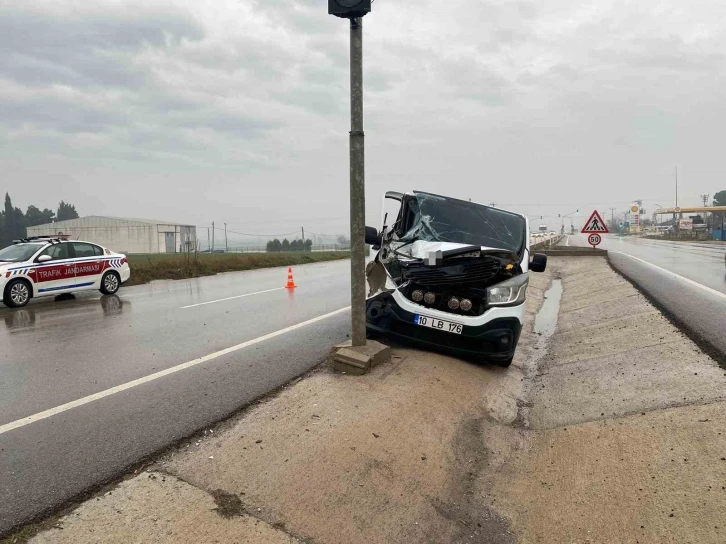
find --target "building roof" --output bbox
[27,215,195,229]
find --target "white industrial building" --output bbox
[26,216,197,254]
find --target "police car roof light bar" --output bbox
[11,235,70,245]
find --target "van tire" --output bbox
[492,356,513,368]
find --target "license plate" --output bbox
[414,314,463,334]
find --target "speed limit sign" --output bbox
[588,233,602,247]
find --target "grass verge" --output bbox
[125,251,350,286]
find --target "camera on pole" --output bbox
[328,0,371,18]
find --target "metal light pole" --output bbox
[349,16,366,346]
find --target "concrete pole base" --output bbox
[331,340,391,376]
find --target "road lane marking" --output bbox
[181,287,285,308]
[0,306,351,436]
[610,251,726,301]
[566,235,570,246]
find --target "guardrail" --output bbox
[531,234,564,251]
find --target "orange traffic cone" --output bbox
[285,267,297,289]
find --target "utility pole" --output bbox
[609,207,616,232]
[301,227,305,243]
[212,221,215,252]
[675,166,678,208]
[347,15,366,347]
[674,165,679,230]
[207,227,210,252]
[224,223,228,252]
[700,194,710,232]
[489,201,497,207]
[328,0,389,372]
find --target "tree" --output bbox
[25,205,55,227]
[281,238,290,252]
[713,190,726,207]
[290,239,301,251]
[337,235,350,246]
[266,238,282,252]
[57,201,79,221]
[304,238,313,252]
[1,193,27,246]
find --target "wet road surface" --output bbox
[563,233,726,359]
[0,260,352,535]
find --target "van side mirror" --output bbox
[37,255,52,263]
[530,253,547,273]
[365,226,381,249]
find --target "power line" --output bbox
[211,226,299,237]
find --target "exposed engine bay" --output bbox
[368,242,523,316]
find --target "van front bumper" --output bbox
[365,290,524,363]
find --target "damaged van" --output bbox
[365,191,547,367]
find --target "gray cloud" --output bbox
[0,5,204,89]
[2,0,726,238]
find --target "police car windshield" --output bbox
[0,243,44,263]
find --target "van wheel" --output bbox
[4,279,32,308]
[100,271,120,295]
[492,356,513,368]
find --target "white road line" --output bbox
[610,251,726,301]
[0,306,351,436]
[181,287,285,308]
[566,235,570,246]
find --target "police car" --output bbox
[0,236,130,308]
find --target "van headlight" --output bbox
[487,273,529,306]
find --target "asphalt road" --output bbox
[563,233,726,359]
[0,260,353,535]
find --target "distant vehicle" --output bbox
[0,237,130,308]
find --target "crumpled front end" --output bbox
[365,191,538,364]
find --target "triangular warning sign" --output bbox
[581,210,609,234]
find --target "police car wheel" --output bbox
[100,271,120,295]
[4,279,31,308]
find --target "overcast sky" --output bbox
[2,0,725,240]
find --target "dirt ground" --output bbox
[25,257,726,544]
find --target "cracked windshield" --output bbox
[400,193,525,254]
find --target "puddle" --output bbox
[210,489,246,518]
[534,279,562,337]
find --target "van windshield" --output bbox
[397,192,526,256]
